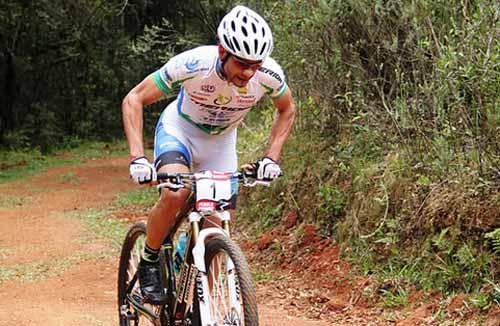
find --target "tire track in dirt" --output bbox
[0,156,329,326]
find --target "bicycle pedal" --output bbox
[127,293,161,322]
[120,304,138,320]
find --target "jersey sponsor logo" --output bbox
[192,98,250,112]
[160,140,182,149]
[237,94,255,99]
[237,98,255,104]
[201,85,215,93]
[237,86,248,94]
[258,67,283,84]
[185,58,200,72]
[214,94,232,105]
[189,93,208,102]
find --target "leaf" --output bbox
[416,175,432,186]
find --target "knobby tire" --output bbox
[192,235,259,326]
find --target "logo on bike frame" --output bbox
[195,273,205,303]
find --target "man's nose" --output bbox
[241,68,254,79]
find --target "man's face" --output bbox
[222,51,263,87]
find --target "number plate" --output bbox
[195,171,232,212]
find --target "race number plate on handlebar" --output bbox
[194,171,232,212]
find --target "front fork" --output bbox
[175,210,240,326]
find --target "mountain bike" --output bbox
[118,169,269,326]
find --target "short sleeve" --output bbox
[152,48,208,94]
[257,57,288,99]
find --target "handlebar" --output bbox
[154,169,271,190]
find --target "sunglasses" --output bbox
[231,55,263,69]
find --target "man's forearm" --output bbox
[122,95,145,159]
[265,104,296,161]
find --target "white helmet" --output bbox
[217,6,273,61]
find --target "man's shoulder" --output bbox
[175,45,217,66]
[179,45,217,56]
[257,56,285,85]
[163,45,217,75]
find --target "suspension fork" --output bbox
[191,211,238,325]
[170,211,203,322]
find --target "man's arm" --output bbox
[122,75,164,159]
[265,87,297,161]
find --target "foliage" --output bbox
[237,0,499,308]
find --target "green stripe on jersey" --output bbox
[271,83,288,99]
[153,71,172,95]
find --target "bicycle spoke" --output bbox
[207,251,241,325]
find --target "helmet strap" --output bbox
[219,44,235,77]
[219,52,231,79]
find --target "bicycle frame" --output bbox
[122,170,265,325]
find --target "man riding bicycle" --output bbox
[122,5,296,305]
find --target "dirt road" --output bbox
[0,157,328,326]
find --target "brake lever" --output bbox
[242,179,271,187]
[156,181,185,190]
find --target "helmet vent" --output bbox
[243,41,250,55]
[231,20,236,32]
[243,16,248,24]
[241,26,248,37]
[232,36,241,51]
[262,27,266,37]
[260,42,267,56]
[254,39,258,53]
[251,22,257,34]
[223,35,235,52]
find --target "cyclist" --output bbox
[122,5,296,304]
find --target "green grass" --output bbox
[252,267,276,283]
[0,252,109,284]
[0,195,26,208]
[114,186,158,209]
[0,141,128,184]
[0,248,10,260]
[71,209,128,249]
[58,171,81,185]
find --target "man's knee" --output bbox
[158,188,190,208]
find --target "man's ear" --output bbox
[218,44,229,61]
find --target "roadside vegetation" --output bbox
[238,0,499,313]
[1,0,498,316]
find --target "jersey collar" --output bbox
[215,58,227,81]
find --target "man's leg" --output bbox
[146,163,190,248]
[138,163,190,304]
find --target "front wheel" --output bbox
[192,235,259,326]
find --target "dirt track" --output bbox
[1,156,498,326]
[0,157,327,326]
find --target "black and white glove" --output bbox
[254,157,282,180]
[129,156,157,184]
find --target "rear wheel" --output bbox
[118,222,166,326]
[192,235,259,326]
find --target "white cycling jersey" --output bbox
[153,45,288,135]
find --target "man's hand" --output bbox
[254,157,282,180]
[129,156,157,184]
